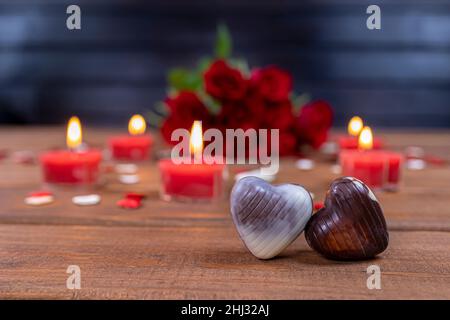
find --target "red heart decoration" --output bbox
[125,192,146,201]
[117,198,141,209]
[28,191,53,197]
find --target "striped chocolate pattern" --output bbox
[230,176,313,260]
[305,177,389,260]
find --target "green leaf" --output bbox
[292,93,311,115]
[199,92,221,115]
[197,56,213,72]
[229,58,250,75]
[167,68,202,91]
[145,109,165,128]
[215,24,232,58]
[153,101,168,115]
[167,68,188,89]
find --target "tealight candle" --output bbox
[340,127,403,190]
[40,117,102,185]
[108,114,154,161]
[159,121,226,201]
[338,116,383,150]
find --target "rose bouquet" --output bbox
[151,25,333,156]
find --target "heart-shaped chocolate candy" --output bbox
[230,176,313,259]
[305,177,389,260]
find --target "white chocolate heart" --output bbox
[230,176,313,259]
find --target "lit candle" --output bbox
[349,116,364,136]
[338,116,383,150]
[40,116,102,185]
[340,126,403,190]
[158,121,226,201]
[108,114,154,161]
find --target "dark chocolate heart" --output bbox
[230,176,313,259]
[305,177,389,260]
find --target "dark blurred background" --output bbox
[0,0,449,127]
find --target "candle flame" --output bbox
[66,116,82,149]
[348,116,363,136]
[128,114,146,135]
[359,126,373,150]
[190,120,203,160]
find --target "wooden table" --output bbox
[0,127,449,299]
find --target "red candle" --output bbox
[159,159,225,200]
[109,114,153,161]
[339,127,403,190]
[109,135,153,161]
[41,149,102,184]
[159,121,225,201]
[340,150,386,189]
[40,116,102,184]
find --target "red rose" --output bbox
[250,66,292,102]
[216,97,300,156]
[259,100,299,155]
[213,102,256,161]
[244,98,299,156]
[161,115,186,146]
[262,100,296,131]
[215,90,266,131]
[165,91,210,120]
[204,60,248,102]
[217,101,260,131]
[296,100,333,149]
[262,128,299,157]
[279,131,299,156]
[161,91,211,145]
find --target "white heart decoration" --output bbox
[230,176,313,259]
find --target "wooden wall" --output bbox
[0,0,449,127]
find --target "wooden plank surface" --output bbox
[0,225,449,299]
[0,127,449,299]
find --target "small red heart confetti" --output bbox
[25,190,54,206]
[116,192,147,210]
[314,201,324,211]
[424,155,446,166]
[117,198,141,209]
[28,190,53,197]
[125,192,146,201]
